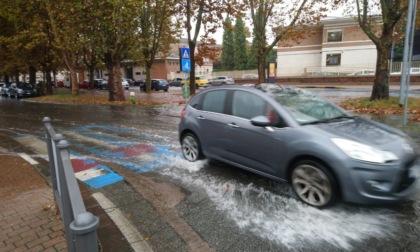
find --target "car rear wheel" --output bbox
[291,160,337,208]
[181,133,203,162]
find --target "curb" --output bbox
[92,193,153,252]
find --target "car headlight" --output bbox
[331,138,398,164]
[17,89,23,93]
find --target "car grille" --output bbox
[396,158,417,192]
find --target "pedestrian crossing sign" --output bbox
[179,48,191,72]
[181,48,190,59]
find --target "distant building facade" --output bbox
[277,17,378,77]
[119,38,214,81]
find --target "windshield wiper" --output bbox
[301,115,356,125]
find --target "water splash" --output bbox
[161,157,400,250]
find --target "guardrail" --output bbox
[43,117,99,252]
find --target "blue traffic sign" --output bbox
[181,59,191,72]
[181,48,190,59]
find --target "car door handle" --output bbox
[197,116,205,120]
[227,123,239,128]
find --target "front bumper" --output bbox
[339,157,419,205]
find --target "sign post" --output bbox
[180,48,191,99]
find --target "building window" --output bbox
[327,30,342,42]
[326,54,341,66]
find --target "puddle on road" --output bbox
[161,156,401,250]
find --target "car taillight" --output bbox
[180,108,186,120]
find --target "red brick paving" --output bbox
[0,153,134,252]
[0,155,66,251]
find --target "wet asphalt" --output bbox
[0,86,419,252]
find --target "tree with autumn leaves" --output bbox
[136,0,182,93]
[0,0,59,95]
[4,0,415,102]
[352,0,419,100]
[244,0,331,84]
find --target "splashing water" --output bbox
[161,156,400,250]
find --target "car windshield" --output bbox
[17,83,34,89]
[263,85,349,125]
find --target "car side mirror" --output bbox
[250,116,271,127]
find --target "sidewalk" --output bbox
[0,154,66,251]
[0,153,133,252]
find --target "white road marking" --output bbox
[18,153,39,165]
[92,192,153,252]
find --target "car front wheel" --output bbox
[181,133,203,162]
[291,160,337,208]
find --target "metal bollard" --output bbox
[70,212,100,252]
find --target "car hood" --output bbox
[314,117,405,146]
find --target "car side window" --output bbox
[188,95,202,110]
[232,91,266,119]
[201,90,227,114]
[232,91,286,127]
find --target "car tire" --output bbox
[181,133,204,162]
[164,89,168,92]
[290,160,337,208]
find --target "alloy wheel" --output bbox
[182,134,201,161]
[291,163,333,207]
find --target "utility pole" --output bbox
[399,0,418,125]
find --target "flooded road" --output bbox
[1,89,419,251]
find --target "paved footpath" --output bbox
[0,154,66,251]
[0,152,133,252]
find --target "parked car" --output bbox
[242,74,258,79]
[0,82,5,93]
[96,79,109,90]
[121,78,130,90]
[391,67,420,75]
[348,69,375,76]
[1,83,12,96]
[133,79,145,86]
[56,80,64,87]
[181,76,209,88]
[126,78,134,86]
[178,84,419,208]
[8,83,38,98]
[140,79,169,92]
[79,80,90,89]
[169,78,184,87]
[209,76,235,86]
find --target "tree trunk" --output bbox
[29,66,36,85]
[14,67,19,84]
[89,67,95,89]
[104,52,114,101]
[113,60,125,101]
[371,41,391,100]
[46,70,53,95]
[70,70,79,95]
[145,61,152,92]
[189,42,196,95]
[257,56,266,84]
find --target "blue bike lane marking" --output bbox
[66,124,181,187]
[17,124,181,189]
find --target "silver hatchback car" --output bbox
[178,84,419,208]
